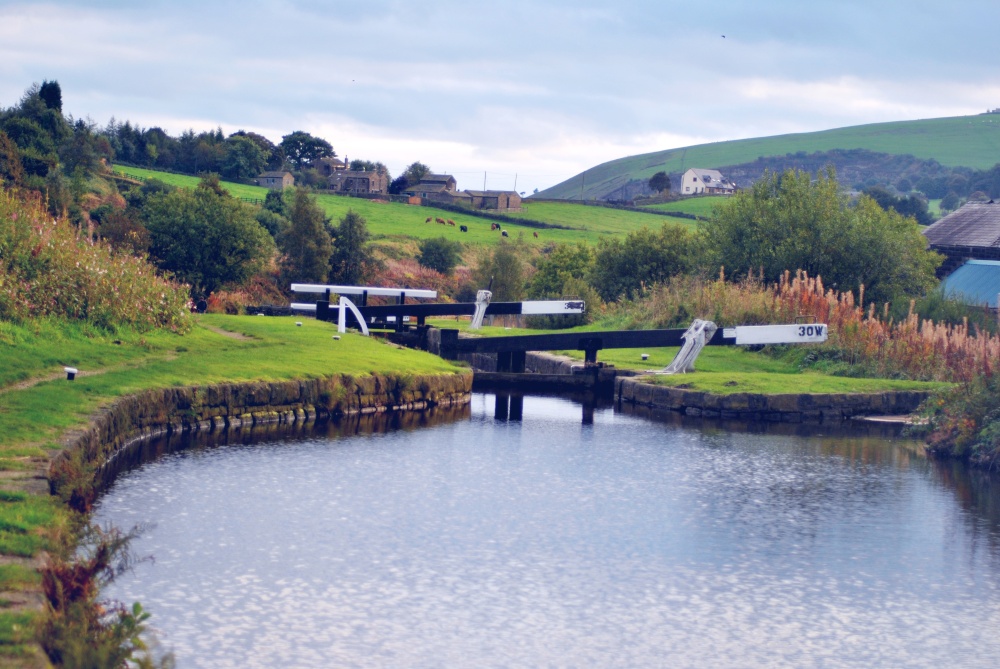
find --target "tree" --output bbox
[38,80,62,112]
[143,177,276,296]
[649,171,670,193]
[280,131,334,169]
[329,210,373,285]
[230,130,283,169]
[527,243,594,299]
[0,131,24,186]
[98,209,150,255]
[222,135,270,181]
[590,223,700,301]
[417,237,463,275]
[862,185,933,226]
[403,161,430,184]
[279,189,332,284]
[702,168,941,305]
[350,159,389,177]
[473,238,525,301]
[940,191,961,212]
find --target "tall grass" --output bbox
[0,188,189,331]
[614,269,999,385]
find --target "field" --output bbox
[638,196,725,218]
[538,114,1000,200]
[112,166,684,244]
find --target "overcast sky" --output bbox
[1,0,998,194]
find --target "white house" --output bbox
[679,168,736,195]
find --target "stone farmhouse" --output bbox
[923,200,1000,307]
[404,174,523,212]
[403,174,458,198]
[313,156,349,176]
[256,171,294,189]
[679,168,736,195]
[328,168,388,195]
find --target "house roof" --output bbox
[923,201,1000,248]
[684,168,735,189]
[941,259,1000,308]
[463,190,516,197]
[258,171,292,178]
[421,174,456,183]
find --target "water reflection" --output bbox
[95,394,1000,668]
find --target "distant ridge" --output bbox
[536,114,1000,200]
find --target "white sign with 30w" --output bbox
[723,324,828,346]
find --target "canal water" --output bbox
[94,394,1000,668]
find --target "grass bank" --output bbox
[427,319,946,396]
[0,315,468,665]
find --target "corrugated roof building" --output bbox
[922,201,1000,276]
[940,259,1000,308]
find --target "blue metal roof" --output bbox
[941,259,1000,308]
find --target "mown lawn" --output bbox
[429,318,946,396]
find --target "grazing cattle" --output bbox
[447,219,455,226]
[460,225,468,232]
[501,229,509,237]
[425,217,431,223]
[533,231,539,238]
[491,222,499,231]
[436,217,446,224]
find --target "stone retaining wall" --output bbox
[617,376,930,422]
[52,371,473,495]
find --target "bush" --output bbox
[417,236,462,275]
[0,187,189,331]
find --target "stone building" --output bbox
[328,169,388,195]
[256,171,294,189]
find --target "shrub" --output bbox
[417,236,462,275]
[0,186,189,331]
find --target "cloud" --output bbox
[2,0,999,193]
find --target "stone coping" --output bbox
[617,376,931,423]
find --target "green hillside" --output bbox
[113,166,687,244]
[537,114,1000,200]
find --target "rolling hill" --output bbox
[112,166,691,245]
[536,114,1000,200]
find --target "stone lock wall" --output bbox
[52,371,473,494]
[617,376,930,422]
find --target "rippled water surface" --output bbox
[95,394,1000,668]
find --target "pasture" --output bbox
[538,114,1000,200]
[112,166,691,244]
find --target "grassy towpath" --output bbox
[428,319,946,396]
[0,315,468,664]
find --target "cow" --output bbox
[447,219,455,226]
[501,229,509,237]
[460,225,468,232]
[491,222,499,231]
[425,217,432,223]
[436,217,446,224]
[533,231,539,238]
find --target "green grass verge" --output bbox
[0,315,467,563]
[429,318,945,395]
